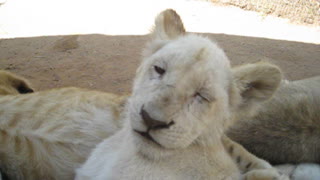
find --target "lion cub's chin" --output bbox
[132,130,179,160]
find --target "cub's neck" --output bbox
[112,127,239,179]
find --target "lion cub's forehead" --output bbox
[155,35,230,68]
[153,35,230,79]
[146,35,231,94]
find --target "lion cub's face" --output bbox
[127,9,281,159]
[128,10,232,158]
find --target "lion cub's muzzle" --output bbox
[140,105,174,130]
[134,106,175,146]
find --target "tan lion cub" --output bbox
[0,70,34,95]
[228,76,320,165]
[0,87,127,180]
[76,9,287,180]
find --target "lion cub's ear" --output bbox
[15,80,34,94]
[152,9,186,40]
[232,62,282,104]
[0,70,34,95]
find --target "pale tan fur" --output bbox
[0,70,34,95]
[228,76,320,165]
[0,87,127,180]
[222,135,287,179]
[76,9,287,180]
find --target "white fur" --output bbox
[276,163,320,180]
[292,164,320,180]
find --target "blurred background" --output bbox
[0,0,319,93]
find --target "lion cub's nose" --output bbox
[140,107,174,130]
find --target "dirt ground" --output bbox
[0,33,319,95]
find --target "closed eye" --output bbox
[194,92,211,102]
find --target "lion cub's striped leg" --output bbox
[222,135,289,180]
[222,135,272,172]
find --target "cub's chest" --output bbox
[109,152,239,180]
[111,163,204,180]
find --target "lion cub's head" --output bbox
[127,9,281,159]
[0,70,34,95]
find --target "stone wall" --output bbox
[210,0,320,25]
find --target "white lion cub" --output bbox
[76,9,287,180]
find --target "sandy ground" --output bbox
[0,0,319,94]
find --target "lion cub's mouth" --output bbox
[134,130,162,147]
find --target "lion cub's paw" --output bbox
[243,168,289,180]
[251,158,273,170]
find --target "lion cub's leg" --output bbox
[222,135,289,180]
